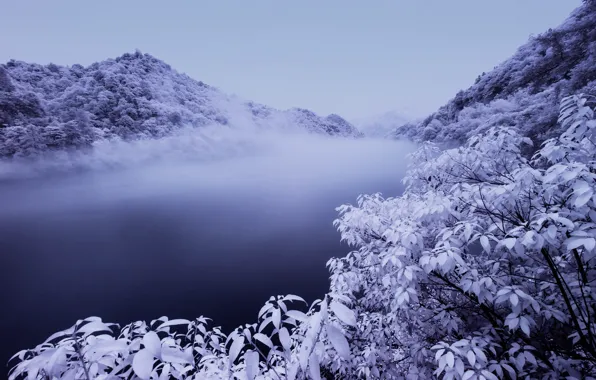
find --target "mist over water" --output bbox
[0,129,415,368]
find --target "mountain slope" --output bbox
[392,1,596,145]
[0,52,361,158]
[353,110,413,138]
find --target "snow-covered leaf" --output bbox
[272,308,281,329]
[330,301,357,327]
[279,327,291,351]
[480,235,491,253]
[142,331,161,358]
[228,334,244,364]
[161,346,192,364]
[244,350,259,380]
[254,333,273,349]
[308,353,321,380]
[283,294,306,304]
[567,237,596,251]
[326,325,350,359]
[467,350,476,366]
[285,310,308,322]
[132,349,155,380]
[157,319,191,330]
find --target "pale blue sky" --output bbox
[1,0,580,120]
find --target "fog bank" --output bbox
[0,128,416,368]
[1,127,416,213]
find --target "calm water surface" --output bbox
[0,142,410,372]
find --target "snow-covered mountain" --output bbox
[0,52,362,158]
[391,0,596,145]
[353,110,414,138]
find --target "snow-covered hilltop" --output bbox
[353,110,414,138]
[391,0,596,145]
[0,52,361,158]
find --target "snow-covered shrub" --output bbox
[332,94,596,379]
[8,294,358,380]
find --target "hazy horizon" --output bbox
[1,0,581,120]
[0,126,415,366]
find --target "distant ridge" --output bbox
[391,1,596,145]
[0,52,362,157]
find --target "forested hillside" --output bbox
[0,52,361,158]
[392,0,596,145]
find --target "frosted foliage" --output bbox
[8,296,359,380]
[392,1,596,146]
[331,95,596,379]
[0,52,361,158]
[9,95,596,379]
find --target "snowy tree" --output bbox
[0,66,14,92]
[392,1,596,146]
[332,94,596,379]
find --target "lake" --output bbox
[0,135,413,372]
